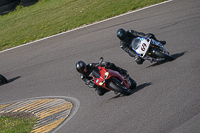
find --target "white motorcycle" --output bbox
[131,37,173,63]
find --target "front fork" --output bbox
[146,45,167,62]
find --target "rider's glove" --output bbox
[88,83,96,88]
[135,56,144,65]
[85,80,91,85]
[85,80,96,88]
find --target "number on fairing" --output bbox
[141,43,147,51]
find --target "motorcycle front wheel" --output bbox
[108,78,131,95]
[0,74,8,85]
[129,77,137,90]
[154,49,173,61]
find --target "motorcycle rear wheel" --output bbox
[0,74,8,85]
[108,78,131,95]
[154,50,173,61]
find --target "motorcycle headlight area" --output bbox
[105,72,109,79]
[95,79,104,86]
[99,82,104,86]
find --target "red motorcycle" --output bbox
[91,57,136,95]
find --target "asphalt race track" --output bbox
[0,0,200,132]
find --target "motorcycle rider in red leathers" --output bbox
[76,60,129,96]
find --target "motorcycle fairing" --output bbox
[93,67,106,85]
[93,67,130,89]
[108,69,130,89]
[131,37,151,58]
[151,39,163,47]
[131,37,169,63]
[150,39,168,54]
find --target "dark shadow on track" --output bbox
[7,76,21,83]
[130,82,152,94]
[1,76,21,86]
[147,60,168,68]
[109,82,152,99]
[147,51,186,68]
[171,51,186,60]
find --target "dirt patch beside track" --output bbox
[0,111,36,119]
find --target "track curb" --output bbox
[0,96,80,133]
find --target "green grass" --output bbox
[0,0,166,51]
[0,116,37,133]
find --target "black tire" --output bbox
[0,1,18,15]
[108,78,131,95]
[0,0,17,7]
[129,77,137,90]
[154,49,173,61]
[0,74,8,85]
[20,0,38,7]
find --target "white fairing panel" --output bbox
[131,37,151,58]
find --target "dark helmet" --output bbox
[116,28,127,40]
[76,61,86,73]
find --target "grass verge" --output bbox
[0,116,37,133]
[0,0,166,51]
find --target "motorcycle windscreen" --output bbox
[92,68,101,78]
[131,38,141,50]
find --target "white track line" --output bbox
[0,0,172,54]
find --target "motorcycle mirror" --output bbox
[99,57,103,64]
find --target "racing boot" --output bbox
[159,41,166,45]
[117,67,129,78]
[147,34,166,45]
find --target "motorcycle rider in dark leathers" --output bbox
[76,60,129,96]
[116,28,166,64]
